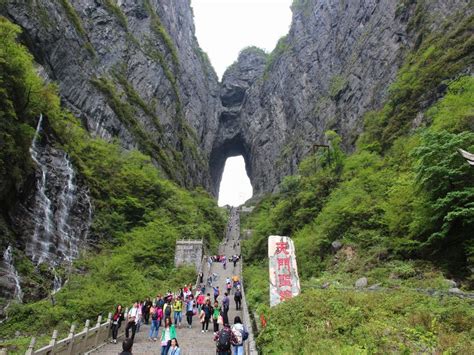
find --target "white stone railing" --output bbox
[237,246,258,354]
[22,310,129,355]
[239,270,258,355]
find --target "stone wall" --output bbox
[174,240,203,271]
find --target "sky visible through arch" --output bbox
[191,0,293,206]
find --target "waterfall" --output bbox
[3,246,23,302]
[27,114,54,264]
[52,268,62,295]
[25,115,93,293]
[56,153,77,262]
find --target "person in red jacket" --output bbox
[111,304,125,344]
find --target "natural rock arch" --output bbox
[209,133,253,198]
[208,48,267,198]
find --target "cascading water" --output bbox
[26,115,90,292]
[2,246,23,302]
[52,269,62,295]
[56,153,77,262]
[27,114,55,265]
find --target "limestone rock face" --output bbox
[232,0,471,195]
[210,48,267,196]
[2,0,469,197]
[2,0,221,188]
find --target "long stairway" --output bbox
[93,207,244,354]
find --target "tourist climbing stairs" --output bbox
[90,208,255,355]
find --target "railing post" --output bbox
[25,337,36,355]
[83,319,90,353]
[50,330,58,351]
[107,312,113,338]
[94,315,102,347]
[67,324,76,355]
[122,307,129,339]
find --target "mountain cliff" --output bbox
[0,0,472,326]
[2,0,220,188]
[0,0,223,315]
[2,0,470,195]
[221,0,472,195]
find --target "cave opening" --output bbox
[209,134,253,206]
[218,155,253,207]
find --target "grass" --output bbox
[264,35,289,80]
[58,0,95,57]
[103,0,128,30]
[257,289,474,354]
[143,0,179,68]
[328,74,348,99]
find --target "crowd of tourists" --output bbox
[207,254,241,270]
[111,279,247,354]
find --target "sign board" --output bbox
[268,235,301,307]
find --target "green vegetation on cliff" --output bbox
[58,0,95,56]
[243,76,474,355]
[0,17,226,352]
[242,10,474,354]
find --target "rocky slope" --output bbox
[1,0,221,188]
[209,47,267,196]
[220,0,472,195]
[3,0,470,197]
[0,0,471,310]
[0,0,221,311]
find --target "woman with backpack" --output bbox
[231,316,248,355]
[234,288,242,310]
[111,304,124,344]
[149,304,162,341]
[214,322,238,355]
[163,300,173,323]
[160,317,176,355]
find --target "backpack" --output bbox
[232,327,243,345]
[164,304,172,317]
[217,329,231,351]
[234,290,242,299]
[242,326,249,341]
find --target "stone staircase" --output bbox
[92,207,255,354]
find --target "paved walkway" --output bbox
[93,208,243,355]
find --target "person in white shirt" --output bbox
[136,301,143,332]
[125,302,139,340]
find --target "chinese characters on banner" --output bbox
[268,236,301,307]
